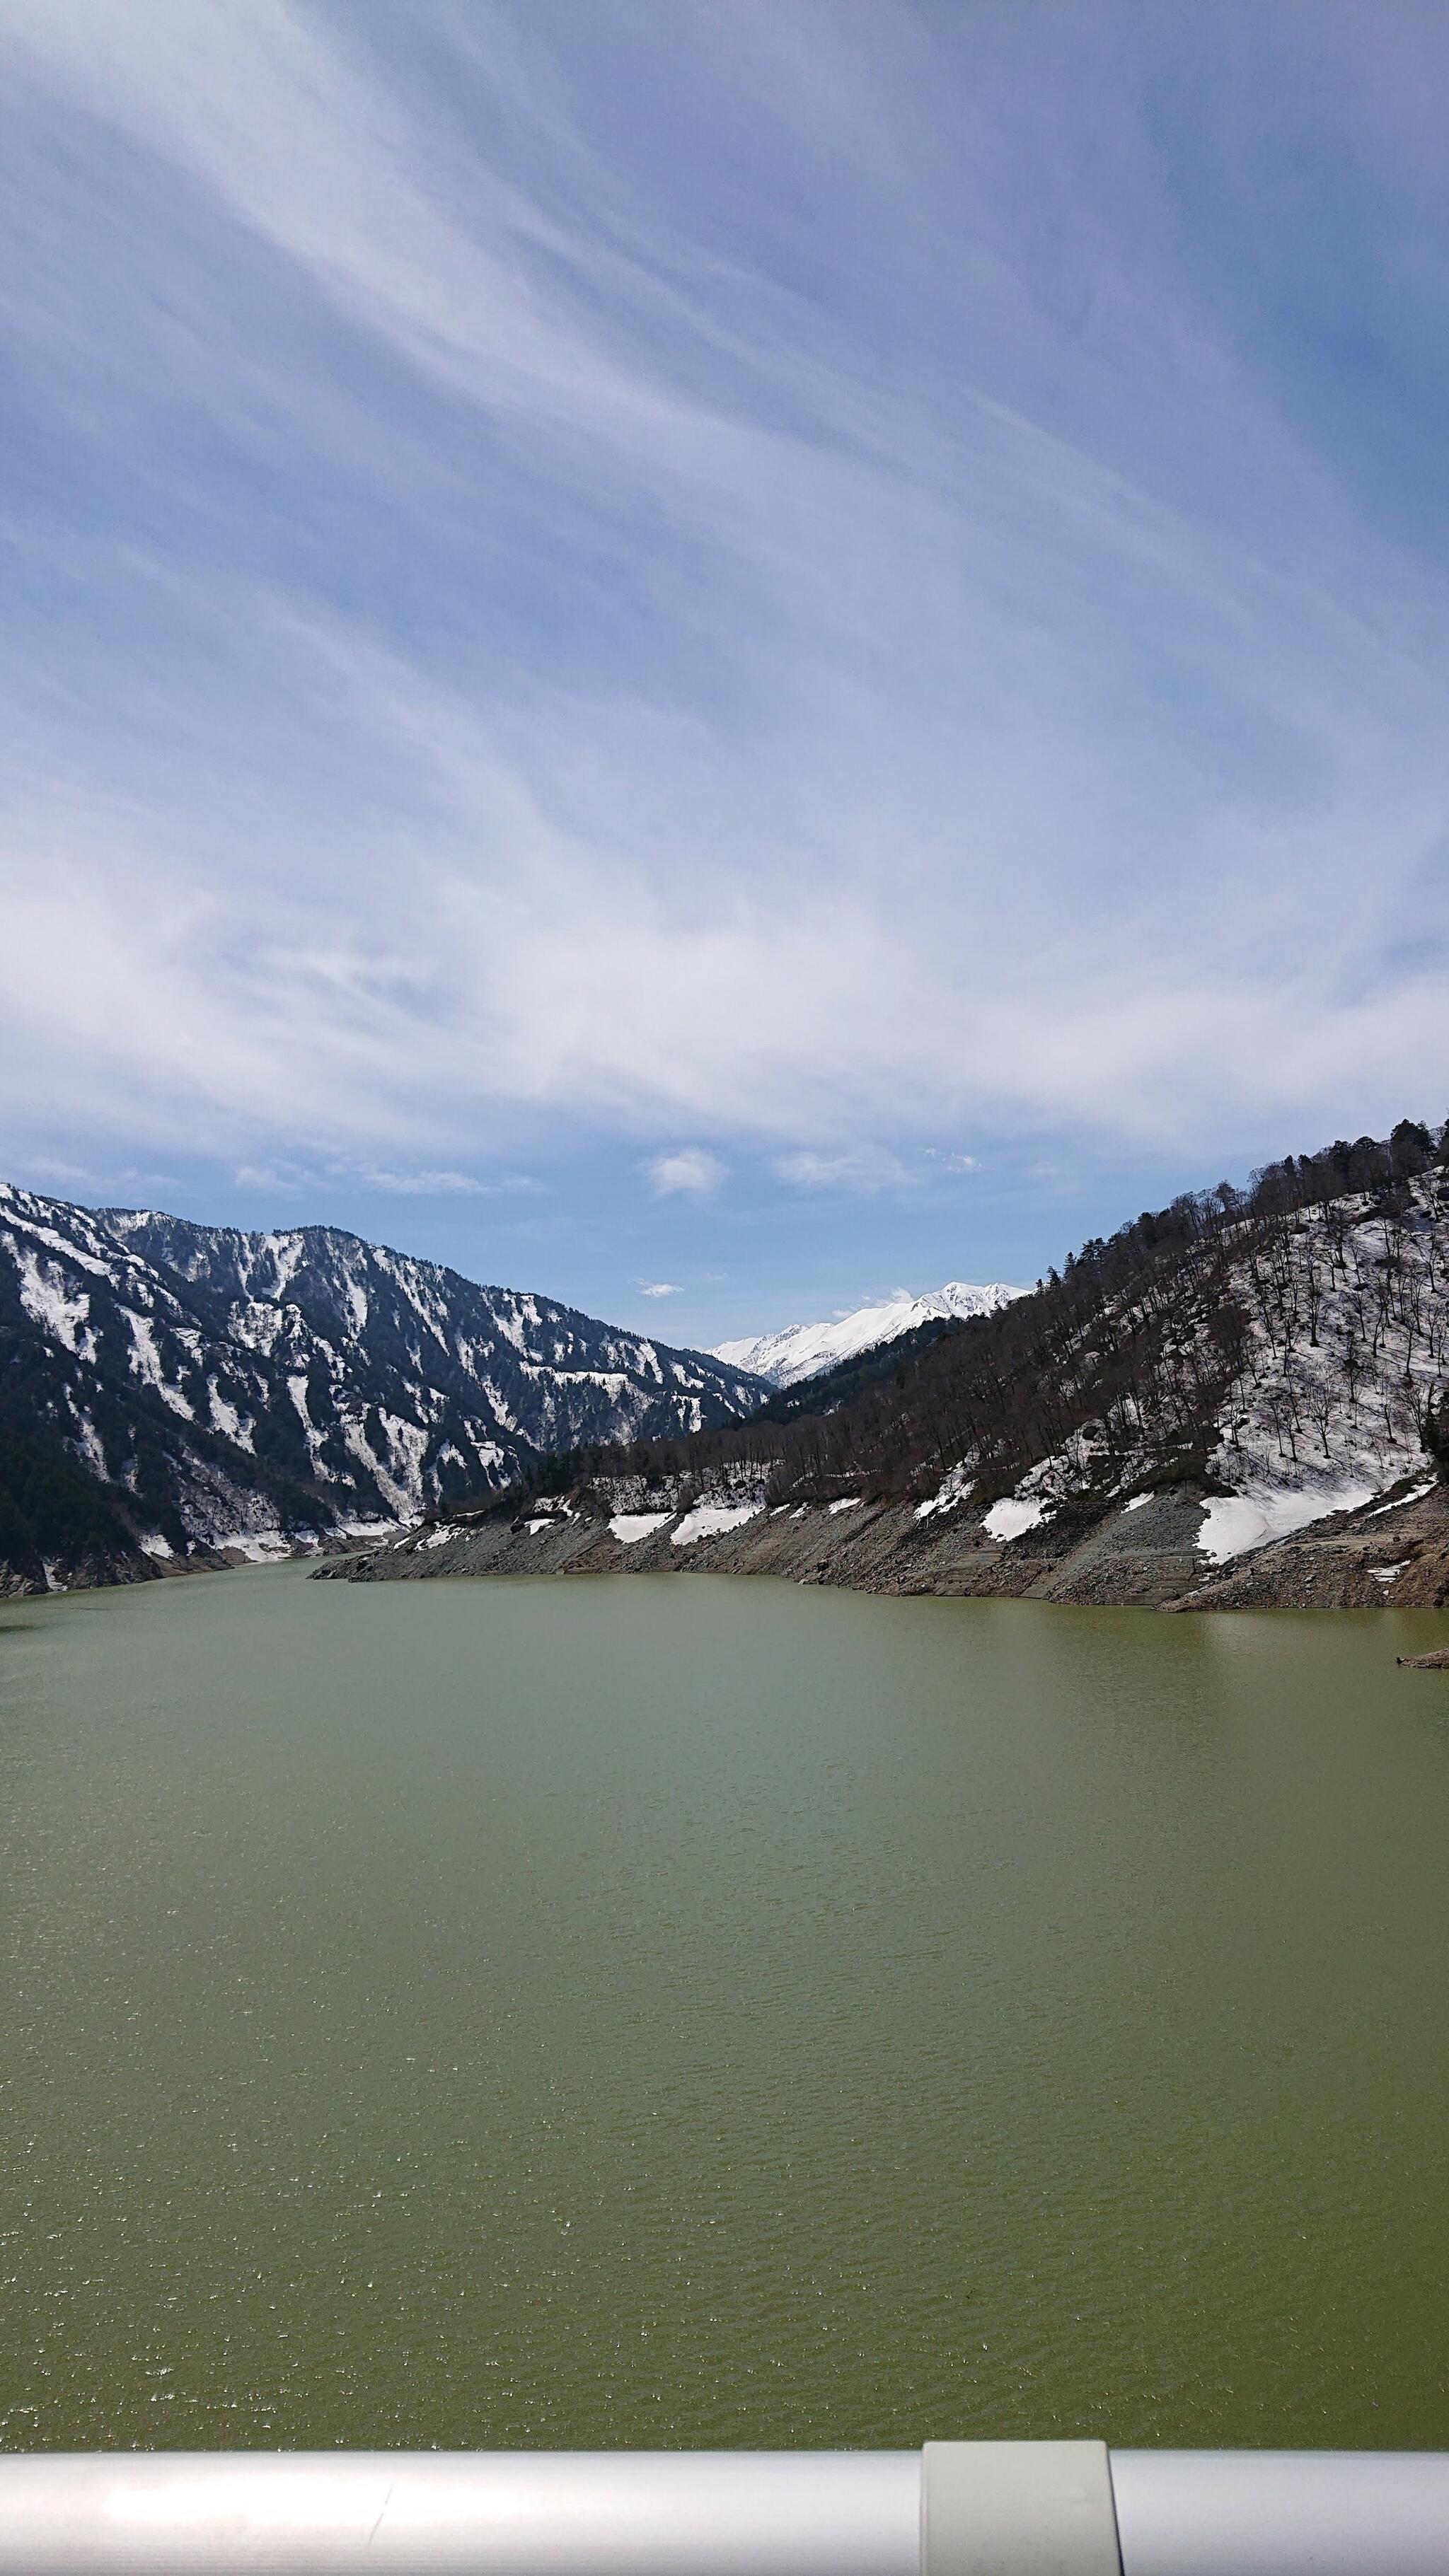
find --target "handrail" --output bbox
[0,2446,1445,2576]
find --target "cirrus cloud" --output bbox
[0,0,1445,1222]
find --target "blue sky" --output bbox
[2,0,1448,1349]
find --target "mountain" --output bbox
[349,1120,1449,1611]
[0,1185,766,1593]
[712,1280,1026,1386]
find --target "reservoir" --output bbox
[2,1566,1448,2451]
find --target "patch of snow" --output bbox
[419,1524,457,1550]
[125,1312,195,1417]
[478,1376,520,1435]
[916,1462,975,1521]
[221,1530,294,1562]
[714,1280,1027,1388]
[207,1380,253,1448]
[490,1301,528,1356]
[1368,1480,1436,1516]
[829,1496,863,1514]
[138,1533,174,1558]
[228,1299,284,1355]
[1124,1492,1153,1512]
[671,1501,763,1548]
[372,1412,430,1514]
[5,1215,115,1281]
[260,1231,305,1298]
[1198,1480,1376,1565]
[983,1496,1049,1543]
[72,1410,106,1477]
[610,1512,673,1545]
[13,1244,91,1352]
[1372,1562,1409,1587]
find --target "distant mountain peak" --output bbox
[713,1280,1026,1387]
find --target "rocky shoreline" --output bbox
[316,1473,1449,1613]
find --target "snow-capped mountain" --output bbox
[713,1281,1026,1387]
[0,1185,766,1587]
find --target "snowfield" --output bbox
[609,1511,674,1545]
[983,1495,1049,1543]
[714,1280,1025,1387]
[1197,1483,1376,1565]
[671,1501,763,1547]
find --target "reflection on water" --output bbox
[2,1565,1448,2448]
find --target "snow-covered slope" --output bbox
[714,1281,1025,1387]
[342,1135,1449,1611]
[910,1176,1449,1557]
[0,1185,766,1586]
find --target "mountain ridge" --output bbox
[0,1185,766,1594]
[712,1280,1025,1386]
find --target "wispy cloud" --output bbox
[639,1280,681,1299]
[0,0,1446,1209]
[19,1156,96,1188]
[361,1168,543,1198]
[775,1147,914,1193]
[646,1149,724,1199]
[233,1156,541,1199]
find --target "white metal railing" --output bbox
[0,2445,1445,2576]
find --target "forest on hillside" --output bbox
[485,1120,1449,1523]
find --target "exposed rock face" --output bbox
[0,1185,765,1592]
[321,1468,1449,1611]
[318,1471,1194,1601]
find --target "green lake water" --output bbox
[2,1565,1448,2450]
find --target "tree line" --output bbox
[471,1116,1449,1525]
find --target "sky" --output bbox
[3,0,1448,1350]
